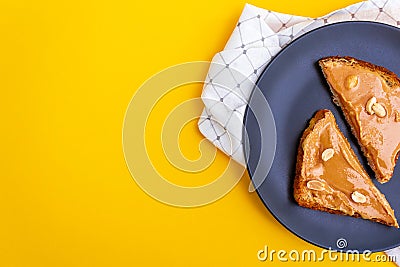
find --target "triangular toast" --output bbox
[319,56,400,183]
[294,110,398,227]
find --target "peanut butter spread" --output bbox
[319,57,400,183]
[299,110,397,227]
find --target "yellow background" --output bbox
[0,0,396,266]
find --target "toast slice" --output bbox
[294,110,398,227]
[319,56,400,183]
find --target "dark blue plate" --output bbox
[244,21,400,252]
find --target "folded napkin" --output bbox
[198,0,400,262]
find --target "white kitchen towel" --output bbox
[197,0,400,261]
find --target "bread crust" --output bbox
[319,56,400,88]
[319,56,400,183]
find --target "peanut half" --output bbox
[372,102,387,118]
[345,75,359,90]
[306,180,325,191]
[321,148,335,162]
[365,97,376,115]
[351,191,367,204]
